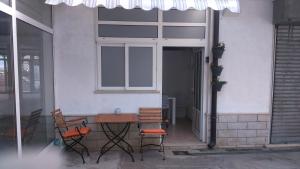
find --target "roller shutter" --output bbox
[271,25,300,144]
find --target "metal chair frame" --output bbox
[51,109,90,164]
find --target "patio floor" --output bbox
[62,149,300,169]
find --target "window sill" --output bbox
[94,90,160,94]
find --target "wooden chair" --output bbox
[138,108,167,161]
[0,109,42,143]
[51,109,91,163]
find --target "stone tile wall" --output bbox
[207,113,271,147]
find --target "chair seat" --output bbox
[140,129,167,135]
[63,127,91,139]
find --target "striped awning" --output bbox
[45,0,240,13]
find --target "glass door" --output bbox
[0,11,17,153]
[192,50,202,140]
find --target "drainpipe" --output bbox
[208,10,221,149]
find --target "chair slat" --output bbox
[139,108,162,123]
[51,109,67,128]
[139,114,161,117]
[140,120,163,123]
[139,117,162,120]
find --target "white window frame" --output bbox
[97,43,157,91]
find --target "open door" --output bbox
[192,49,203,140]
[162,47,203,146]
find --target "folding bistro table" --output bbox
[95,114,138,163]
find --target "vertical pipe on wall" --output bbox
[208,10,220,149]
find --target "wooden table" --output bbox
[95,114,138,163]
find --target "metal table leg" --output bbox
[96,122,135,163]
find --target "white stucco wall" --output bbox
[53,0,274,115]
[53,5,161,115]
[218,0,273,113]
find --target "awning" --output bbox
[45,0,240,13]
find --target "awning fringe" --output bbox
[45,0,240,13]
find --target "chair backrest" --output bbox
[51,109,67,129]
[25,109,42,129]
[23,109,42,143]
[139,108,162,123]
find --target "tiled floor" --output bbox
[165,118,203,147]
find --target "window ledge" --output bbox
[94,90,160,94]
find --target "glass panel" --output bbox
[99,25,158,38]
[16,0,52,27]
[0,11,16,153]
[99,7,158,22]
[101,46,125,87]
[163,9,206,23]
[129,47,153,87]
[0,0,10,6]
[163,26,205,39]
[17,20,54,151]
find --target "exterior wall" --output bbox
[206,0,274,147]
[53,0,274,148]
[53,5,161,115]
[218,0,273,114]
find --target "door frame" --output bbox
[160,45,208,142]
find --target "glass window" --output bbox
[163,9,206,23]
[0,11,16,153]
[0,0,10,6]
[16,0,52,27]
[17,20,54,151]
[99,7,158,22]
[101,46,125,87]
[129,47,153,87]
[163,26,206,39]
[99,25,158,38]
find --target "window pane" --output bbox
[99,25,158,38]
[0,11,16,153]
[129,47,153,87]
[99,7,158,22]
[0,0,10,6]
[163,26,205,39]
[101,46,125,87]
[16,0,52,27]
[163,9,206,23]
[17,20,54,151]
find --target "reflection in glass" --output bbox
[0,11,16,153]
[16,0,52,27]
[17,20,54,151]
[0,0,10,6]
[21,55,40,92]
